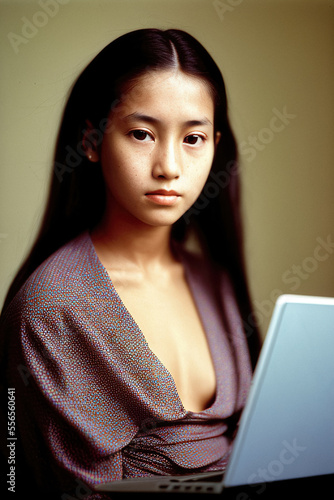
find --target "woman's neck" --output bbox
[91,210,176,273]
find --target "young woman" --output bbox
[0,29,261,498]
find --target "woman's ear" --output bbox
[82,120,100,163]
[215,131,221,147]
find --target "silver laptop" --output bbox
[95,294,334,495]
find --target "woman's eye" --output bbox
[130,130,153,142]
[184,134,205,145]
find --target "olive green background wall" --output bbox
[1,0,334,337]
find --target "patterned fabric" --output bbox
[1,232,252,498]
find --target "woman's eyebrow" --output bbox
[123,112,212,127]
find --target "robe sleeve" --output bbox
[2,282,139,499]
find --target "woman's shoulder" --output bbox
[7,232,98,313]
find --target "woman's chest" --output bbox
[109,271,217,413]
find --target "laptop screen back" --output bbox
[224,295,334,487]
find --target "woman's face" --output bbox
[92,69,219,229]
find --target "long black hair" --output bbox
[2,28,261,366]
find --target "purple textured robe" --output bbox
[1,232,252,498]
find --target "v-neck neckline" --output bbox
[85,231,220,416]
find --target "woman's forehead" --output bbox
[111,69,215,125]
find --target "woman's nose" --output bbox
[152,140,181,180]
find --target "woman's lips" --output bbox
[145,190,180,206]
